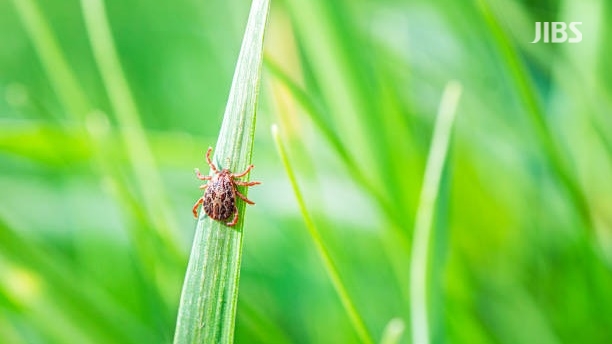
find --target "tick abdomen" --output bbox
[203,171,236,221]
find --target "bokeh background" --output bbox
[1,0,612,343]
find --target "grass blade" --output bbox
[0,217,156,343]
[475,0,593,231]
[12,0,178,335]
[173,0,270,342]
[10,0,89,120]
[80,0,181,258]
[410,81,462,344]
[282,0,382,192]
[379,318,405,344]
[272,124,374,344]
[264,58,399,226]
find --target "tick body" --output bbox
[192,147,260,226]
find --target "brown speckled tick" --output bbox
[192,147,260,226]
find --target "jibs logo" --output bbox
[531,22,582,43]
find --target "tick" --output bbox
[192,147,261,226]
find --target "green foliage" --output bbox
[1,0,612,343]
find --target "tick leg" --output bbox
[235,189,255,205]
[192,197,204,218]
[227,209,239,227]
[195,168,212,180]
[234,181,260,187]
[232,164,254,178]
[205,147,218,174]
[199,184,208,189]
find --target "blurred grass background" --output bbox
[1,0,612,343]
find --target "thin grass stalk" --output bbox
[0,217,156,342]
[272,124,374,344]
[264,58,393,214]
[11,0,177,304]
[475,0,593,231]
[409,81,462,344]
[10,0,89,120]
[282,0,382,194]
[379,318,405,344]
[266,56,413,311]
[80,0,182,258]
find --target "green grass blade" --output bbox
[0,217,156,343]
[475,0,593,231]
[272,124,374,344]
[80,0,181,257]
[173,0,270,342]
[9,0,89,121]
[410,81,462,344]
[283,0,382,192]
[264,58,395,218]
[11,0,173,253]
[379,318,405,344]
